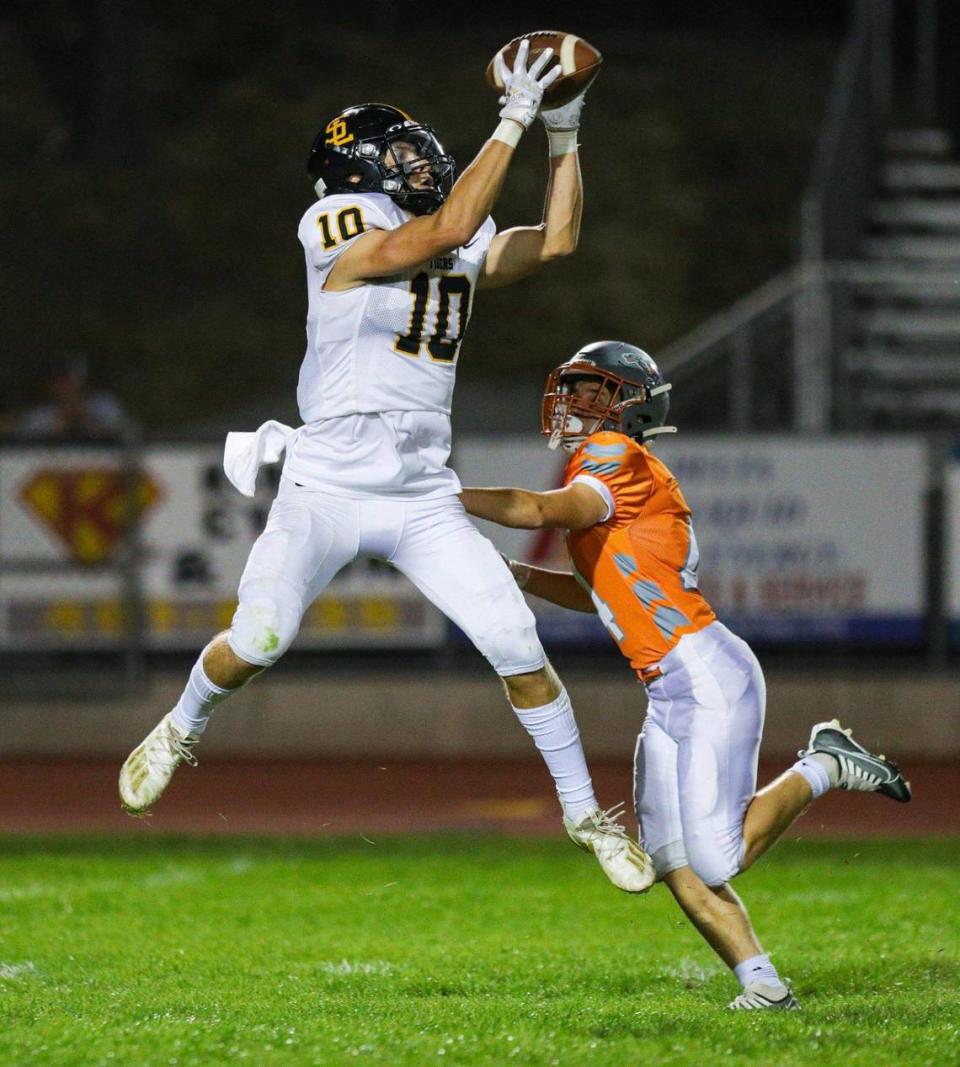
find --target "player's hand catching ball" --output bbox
[495,38,562,129]
[539,90,588,132]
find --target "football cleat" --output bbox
[563,803,656,894]
[799,719,912,803]
[118,712,199,816]
[729,981,801,1011]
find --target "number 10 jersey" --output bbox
[285,192,496,497]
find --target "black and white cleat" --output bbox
[799,719,912,803]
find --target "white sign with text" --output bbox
[454,435,927,646]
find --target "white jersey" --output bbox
[284,191,496,497]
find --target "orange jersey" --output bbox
[564,431,716,675]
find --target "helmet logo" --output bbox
[618,350,650,369]
[324,117,354,147]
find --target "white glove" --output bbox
[495,39,562,130]
[539,90,587,132]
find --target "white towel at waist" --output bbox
[223,420,297,497]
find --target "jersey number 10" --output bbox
[395,273,473,364]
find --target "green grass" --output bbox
[0,837,957,1066]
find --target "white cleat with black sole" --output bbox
[563,803,656,894]
[118,712,200,816]
[729,981,801,1011]
[799,719,912,803]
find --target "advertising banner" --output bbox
[454,435,927,646]
[0,445,445,651]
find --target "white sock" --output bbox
[790,752,839,799]
[734,953,783,990]
[511,688,598,821]
[170,655,234,737]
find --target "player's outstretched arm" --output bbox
[461,485,601,612]
[505,560,597,614]
[478,92,585,290]
[460,482,606,531]
[329,41,561,289]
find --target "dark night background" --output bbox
[0,1,890,433]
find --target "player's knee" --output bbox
[228,580,302,667]
[684,828,744,888]
[479,612,546,679]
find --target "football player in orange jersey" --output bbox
[460,340,912,1011]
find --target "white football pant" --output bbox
[633,620,765,887]
[228,478,547,677]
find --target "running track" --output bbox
[1,759,955,837]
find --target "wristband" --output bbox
[492,119,524,149]
[547,129,579,157]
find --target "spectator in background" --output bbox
[17,354,129,439]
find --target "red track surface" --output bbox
[1,759,956,837]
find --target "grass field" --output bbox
[0,836,957,1066]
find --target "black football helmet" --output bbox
[541,340,676,452]
[306,103,455,216]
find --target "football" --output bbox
[486,31,603,109]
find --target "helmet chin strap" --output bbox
[548,412,590,452]
[549,427,586,452]
[641,425,677,441]
[313,178,327,198]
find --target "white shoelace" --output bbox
[586,802,630,838]
[149,725,198,768]
[167,733,199,767]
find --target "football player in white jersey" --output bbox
[119,42,654,893]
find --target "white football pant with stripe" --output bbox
[634,620,765,887]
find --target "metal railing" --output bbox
[794,0,894,429]
[658,1,900,434]
[657,261,960,432]
[655,266,805,431]
[801,0,892,264]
